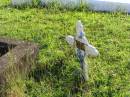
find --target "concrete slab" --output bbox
[40,0,130,13]
[40,0,81,7]
[0,38,39,96]
[12,0,32,6]
[88,0,130,13]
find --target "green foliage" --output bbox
[0,0,130,97]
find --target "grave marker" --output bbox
[40,0,130,13]
[0,38,39,96]
[66,20,99,81]
[88,0,130,13]
[12,0,32,6]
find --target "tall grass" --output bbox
[0,0,130,97]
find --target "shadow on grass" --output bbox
[0,4,11,9]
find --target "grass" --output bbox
[0,0,130,97]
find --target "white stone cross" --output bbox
[66,20,99,81]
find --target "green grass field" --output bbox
[0,0,130,97]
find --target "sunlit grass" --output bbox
[0,0,130,97]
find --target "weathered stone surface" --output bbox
[88,0,130,13]
[11,0,32,6]
[0,38,39,96]
[40,0,82,8]
[41,0,130,13]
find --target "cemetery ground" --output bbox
[0,0,130,97]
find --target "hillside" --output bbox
[0,0,130,97]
